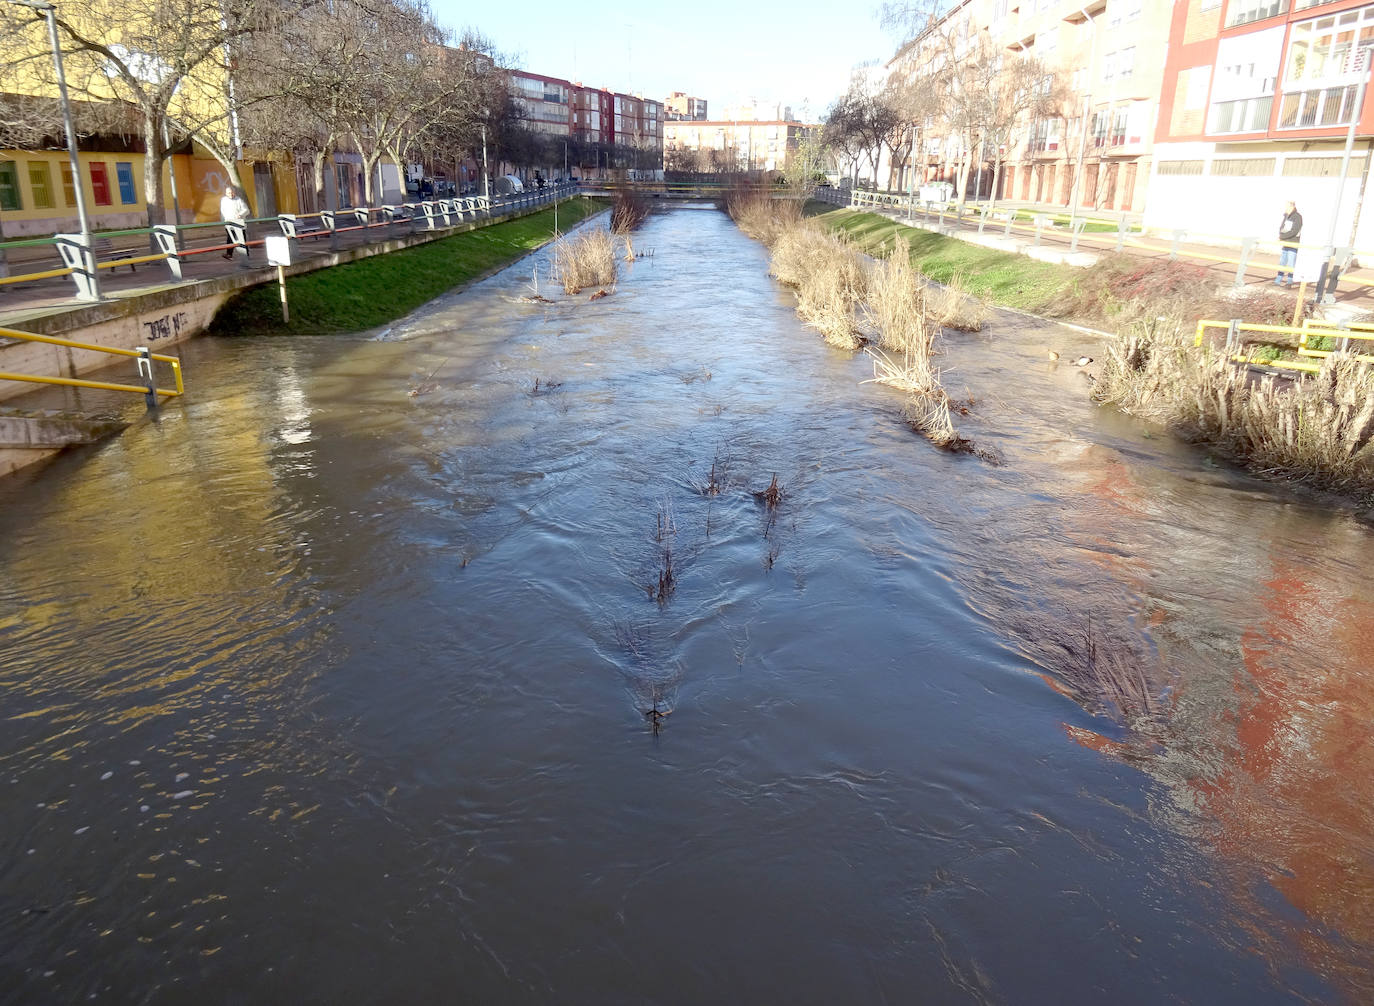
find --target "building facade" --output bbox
[1148,0,1374,250]
[663,119,813,173]
[885,0,1172,213]
[664,92,708,120]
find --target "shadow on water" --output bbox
[1,208,1372,1003]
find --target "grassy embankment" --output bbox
[804,202,1295,335]
[210,197,603,336]
[800,203,1374,499]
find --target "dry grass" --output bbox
[863,239,967,450]
[1049,254,1296,332]
[610,189,650,233]
[769,224,868,349]
[926,274,990,332]
[725,185,801,247]
[1095,320,1374,493]
[553,228,618,294]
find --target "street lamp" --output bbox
[9,0,100,300]
[480,117,489,204]
[1315,50,1372,303]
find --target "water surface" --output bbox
[2,207,1372,1003]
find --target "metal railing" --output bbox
[1192,317,1374,373]
[0,181,579,303]
[0,325,184,409]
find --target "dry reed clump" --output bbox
[863,239,975,453]
[1095,321,1374,493]
[553,228,617,294]
[610,189,650,233]
[769,224,868,349]
[724,186,800,247]
[925,274,990,332]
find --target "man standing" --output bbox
[1276,200,1302,287]
[220,184,251,261]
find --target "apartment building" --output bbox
[885,0,1171,213]
[505,70,663,165]
[665,92,709,120]
[1149,0,1374,249]
[508,71,574,136]
[663,119,813,172]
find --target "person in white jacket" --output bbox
[220,185,251,260]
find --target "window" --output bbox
[0,160,20,210]
[59,161,75,206]
[27,162,55,209]
[1156,160,1205,175]
[1283,155,1364,175]
[1227,1,1289,29]
[1211,157,1276,176]
[1286,7,1374,85]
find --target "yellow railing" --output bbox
[1194,318,1323,373]
[0,326,184,400]
[1299,318,1374,365]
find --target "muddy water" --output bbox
[2,207,1372,1004]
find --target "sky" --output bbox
[428,0,901,121]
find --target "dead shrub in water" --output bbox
[926,274,990,332]
[553,228,617,294]
[1095,321,1374,493]
[611,189,650,233]
[770,224,868,349]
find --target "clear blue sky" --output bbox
[429,0,899,121]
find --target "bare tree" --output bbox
[0,0,298,227]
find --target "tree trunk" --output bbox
[142,111,167,235]
[361,153,379,205]
[990,156,1003,212]
[313,145,333,213]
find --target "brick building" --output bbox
[1147,0,1374,250]
[884,0,1172,213]
[664,92,708,120]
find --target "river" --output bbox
[2,206,1372,1003]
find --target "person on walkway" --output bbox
[1277,200,1303,287]
[220,184,251,261]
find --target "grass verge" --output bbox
[209,197,603,335]
[804,203,1296,334]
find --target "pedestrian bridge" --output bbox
[576,180,799,202]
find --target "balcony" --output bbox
[1210,95,1274,134]
[1277,83,1360,128]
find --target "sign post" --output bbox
[265,234,291,324]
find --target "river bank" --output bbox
[208,198,606,336]
[782,201,1374,504]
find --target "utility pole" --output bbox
[481,120,490,204]
[1315,51,1371,303]
[8,0,100,299]
[1067,6,1098,237]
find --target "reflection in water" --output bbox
[1,208,1372,1003]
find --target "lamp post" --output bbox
[1315,50,1372,304]
[1067,6,1098,239]
[10,0,100,299]
[480,120,489,204]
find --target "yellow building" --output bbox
[0,6,297,237]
